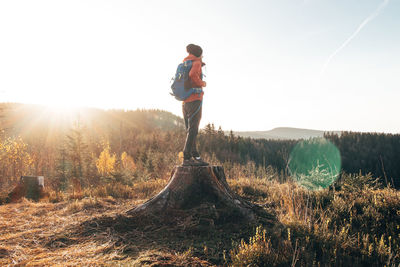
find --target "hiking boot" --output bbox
[182,158,204,166]
[193,156,209,166]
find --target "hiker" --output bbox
[181,44,208,166]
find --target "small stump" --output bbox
[8,176,46,202]
[127,166,256,225]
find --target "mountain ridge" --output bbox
[230,127,342,140]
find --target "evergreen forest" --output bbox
[0,103,399,193]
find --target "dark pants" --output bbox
[182,100,202,159]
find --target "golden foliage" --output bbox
[96,145,116,176]
[0,136,33,182]
[121,151,136,172]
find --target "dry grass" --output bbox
[229,175,400,266]
[44,179,168,203]
[0,197,139,266]
[0,178,246,266]
[1,174,399,266]
[0,177,168,266]
[122,249,213,266]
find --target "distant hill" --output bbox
[231,127,342,140]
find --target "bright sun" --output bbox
[42,100,81,116]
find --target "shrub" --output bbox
[230,226,292,266]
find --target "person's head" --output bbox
[186,44,203,58]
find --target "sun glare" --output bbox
[44,102,80,115]
[36,99,87,122]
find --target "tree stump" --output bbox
[7,176,46,202]
[127,166,256,224]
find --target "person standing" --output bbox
[182,44,208,166]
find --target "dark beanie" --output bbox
[186,44,203,57]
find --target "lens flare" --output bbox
[289,138,341,190]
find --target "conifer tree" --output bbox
[66,117,88,185]
[55,140,69,191]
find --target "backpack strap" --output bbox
[192,87,203,95]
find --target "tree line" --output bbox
[0,103,399,192]
[199,125,400,188]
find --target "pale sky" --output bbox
[0,0,399,133]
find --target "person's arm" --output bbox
[189,61,206,87]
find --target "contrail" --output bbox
[320,0,390,75]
